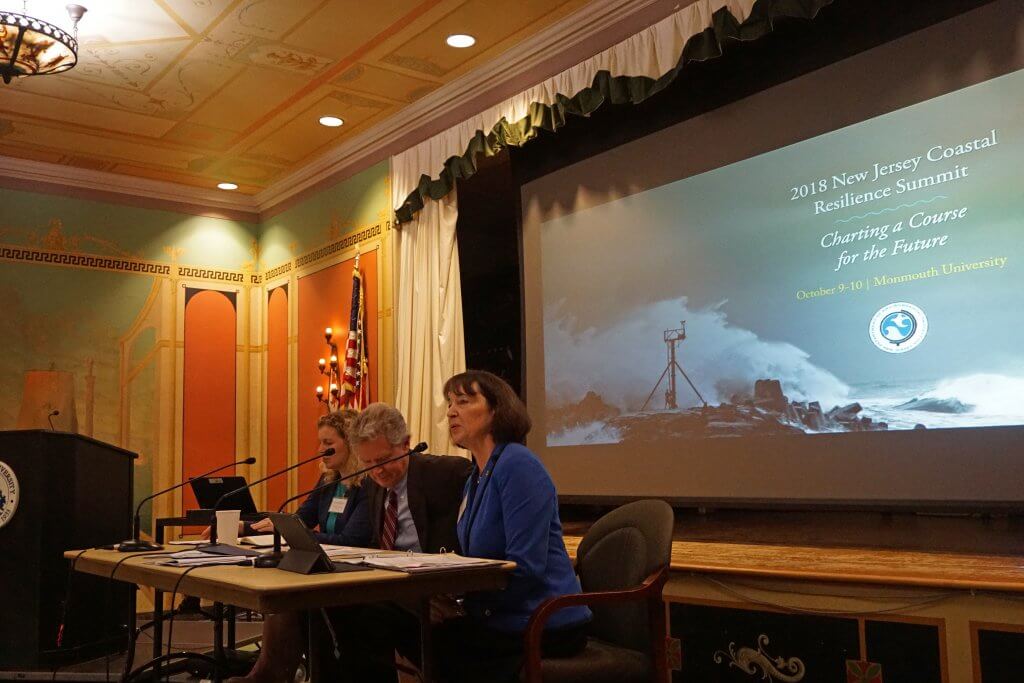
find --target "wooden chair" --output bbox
[522,499,674,683]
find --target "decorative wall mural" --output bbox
[0,161,389,540]
[714,635,807,682]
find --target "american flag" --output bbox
[340,252,369,408]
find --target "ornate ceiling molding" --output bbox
[0,0,668,220]
[0,156,259,219]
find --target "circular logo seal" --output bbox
[869,302,928,353]
[0,460,19,529]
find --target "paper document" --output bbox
[360,553,502,573]
[321,544,373,559]
[238,535,278,548]
[155,549,253,567]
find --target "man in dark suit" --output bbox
[327,403,472,682]
[354,407,472,554]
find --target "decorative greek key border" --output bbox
[294,223,382,268]
[0,221,384,284]
[0,245,172,276]
[178,266,245,283]
[263,261,293,281]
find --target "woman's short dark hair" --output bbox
[443,370,532,444]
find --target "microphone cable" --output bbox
[164,565,205,681]
[49,549,91,681]
[109,551,177,683]
[160,560,247,683]
[51,549,177,682]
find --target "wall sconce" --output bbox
[316,325,341,409]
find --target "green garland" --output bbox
[395,0,834,224]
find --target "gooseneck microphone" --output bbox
[254,441,428,568]
[201,447,336,553]
[47,409,60,432]
[278,442,427,517]
[116,456,257,552]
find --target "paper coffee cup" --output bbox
[216,509,241,545]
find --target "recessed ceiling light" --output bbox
[319,116,344,128]
[446,34,476,48]
[217,182,238,191]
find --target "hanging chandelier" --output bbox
[1,2,87,84]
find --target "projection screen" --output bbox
[521,0,1024,505]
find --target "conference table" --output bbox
[65,548,514,681]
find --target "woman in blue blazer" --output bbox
[230,409,371,683]
[435,370,591,682]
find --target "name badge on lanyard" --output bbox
[329,496,348,515]
[461,444,507,548]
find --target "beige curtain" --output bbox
[391,147,465,456]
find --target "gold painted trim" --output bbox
[125,339,174,385]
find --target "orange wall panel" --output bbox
[296,251,378,491]
[266,286,289,508]
[182,289,236,512]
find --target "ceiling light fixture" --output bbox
[217,182,238,191]
[445,34,476,48]
[1,2,87,84]
[318,116,344,128]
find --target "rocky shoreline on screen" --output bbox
[548,379,909,442]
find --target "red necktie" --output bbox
[380,489,398,551]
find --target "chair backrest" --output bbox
[575,499,673,652]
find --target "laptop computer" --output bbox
[189,476,258,514]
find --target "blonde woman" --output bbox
[247,409,370,544]
[229,409,371,683]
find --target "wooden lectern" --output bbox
[0,430,135,669]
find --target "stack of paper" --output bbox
[155,549,253,567]
[321,544,372,559]
[359,553,502,573]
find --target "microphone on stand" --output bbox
[200,447,337,555]
[47,409,60,432]
[116,456,257,552]
[254,441,428,569]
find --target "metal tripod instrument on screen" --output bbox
[641,322,707,411]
